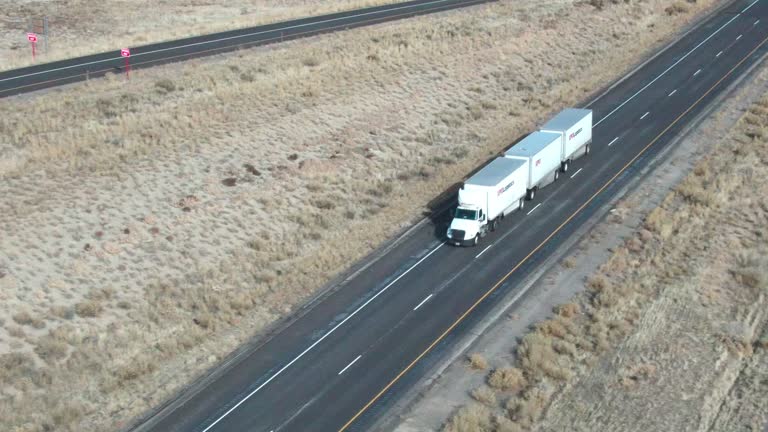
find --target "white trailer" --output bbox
[503,131,562,201]
[447,157,528,246]
[539,108,593,173]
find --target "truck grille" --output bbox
[452,229,466,240]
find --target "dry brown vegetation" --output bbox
[468,353,489,370]
[0,0,721,430]
[442,82,768,432]
[0,0,409,70]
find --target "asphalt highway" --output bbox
[0,0,493,98]
[132,1,768,431]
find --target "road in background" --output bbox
[0,0,493,98]
[129,1,768,431]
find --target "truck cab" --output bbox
[446,205,486,246]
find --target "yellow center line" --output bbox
[338,30,768,432]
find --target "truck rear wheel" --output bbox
[491,219,499,232]
[554,170,560,181]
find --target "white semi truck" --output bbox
[503,131,562,201]
[446,157,528,246]
[446,107,593,246]
[539,108,593,173]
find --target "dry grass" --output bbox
[12,310,45,328]
[74,300,103,318]
[518,333,573,381]
[665,2,691,15]
[0,0,723,430]
[487,367,527,392]
[470,386,497,407]
[555,302,580,319]
[443,404,493,432]
[0,0,410,71]
[468,353,489,370]
[506,385,553,429]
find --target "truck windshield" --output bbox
[454,208,478,220]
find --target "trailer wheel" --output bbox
[554,170,560,181]
[527,188,536,200]
[585,144,591,155]
[561,161,569,173]
[519,198,525,210]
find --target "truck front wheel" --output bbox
[473,235,479,246]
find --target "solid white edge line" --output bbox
[475,245,492,259]
[716,50,723,57]
[526,203,541,216]
[0,0,459,83]
[200,241,445,432]
[737,34,743,41]
[338,355,363,375]
[414,293,434,310]
[593,12,742,127]
[570,168,583,179]
[668,89,678,96]
[694,68,702,76]
[640,111,650,120]
[608,137,619,146]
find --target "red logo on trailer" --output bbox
[120,48,131,58]
[569,128,583,141]
[535,159,541,167]
[27,33,38,43]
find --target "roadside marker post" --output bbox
[120,48,131,79]
[27,33,38,61]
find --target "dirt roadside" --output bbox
[392,41,768,432]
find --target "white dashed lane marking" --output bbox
[526,204,542,216]
[338,355,362,375]
[475,245,493,259]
